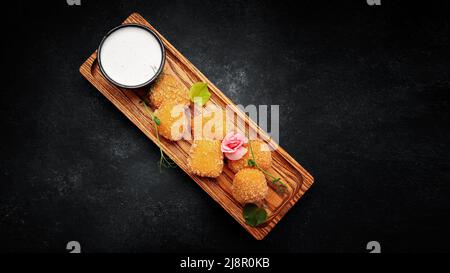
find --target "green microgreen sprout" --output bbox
[247,139,288,194]
[142,101,177,172]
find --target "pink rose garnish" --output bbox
[221,132,248,160]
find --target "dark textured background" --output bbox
[1,0,449,253]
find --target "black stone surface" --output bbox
[1,0,449,252]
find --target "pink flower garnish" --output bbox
[221,132,248,160]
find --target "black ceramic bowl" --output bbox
[97,24,166,89]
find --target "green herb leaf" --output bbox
[271,178,287,194]
[247,159,256,167]
[153,116,161,126]
[243,203,267,227]
[189,82,211,106]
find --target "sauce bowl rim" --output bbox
[97,23,166,89]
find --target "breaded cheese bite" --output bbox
[148,73,190,108]
[153,102,190,141]
[228,140,272,173]
[188,139,224,178]
[232,168,268,204]
[191,107,232,140]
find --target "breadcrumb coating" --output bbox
[191,107,232,140]
[148,73,190,108]
[153,102,190,141]
[228,140,272,173]
[188,139,224,178]
[232,168,268,204]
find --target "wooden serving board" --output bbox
[79,13,314,240]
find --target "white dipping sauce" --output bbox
[99,26,163,87]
